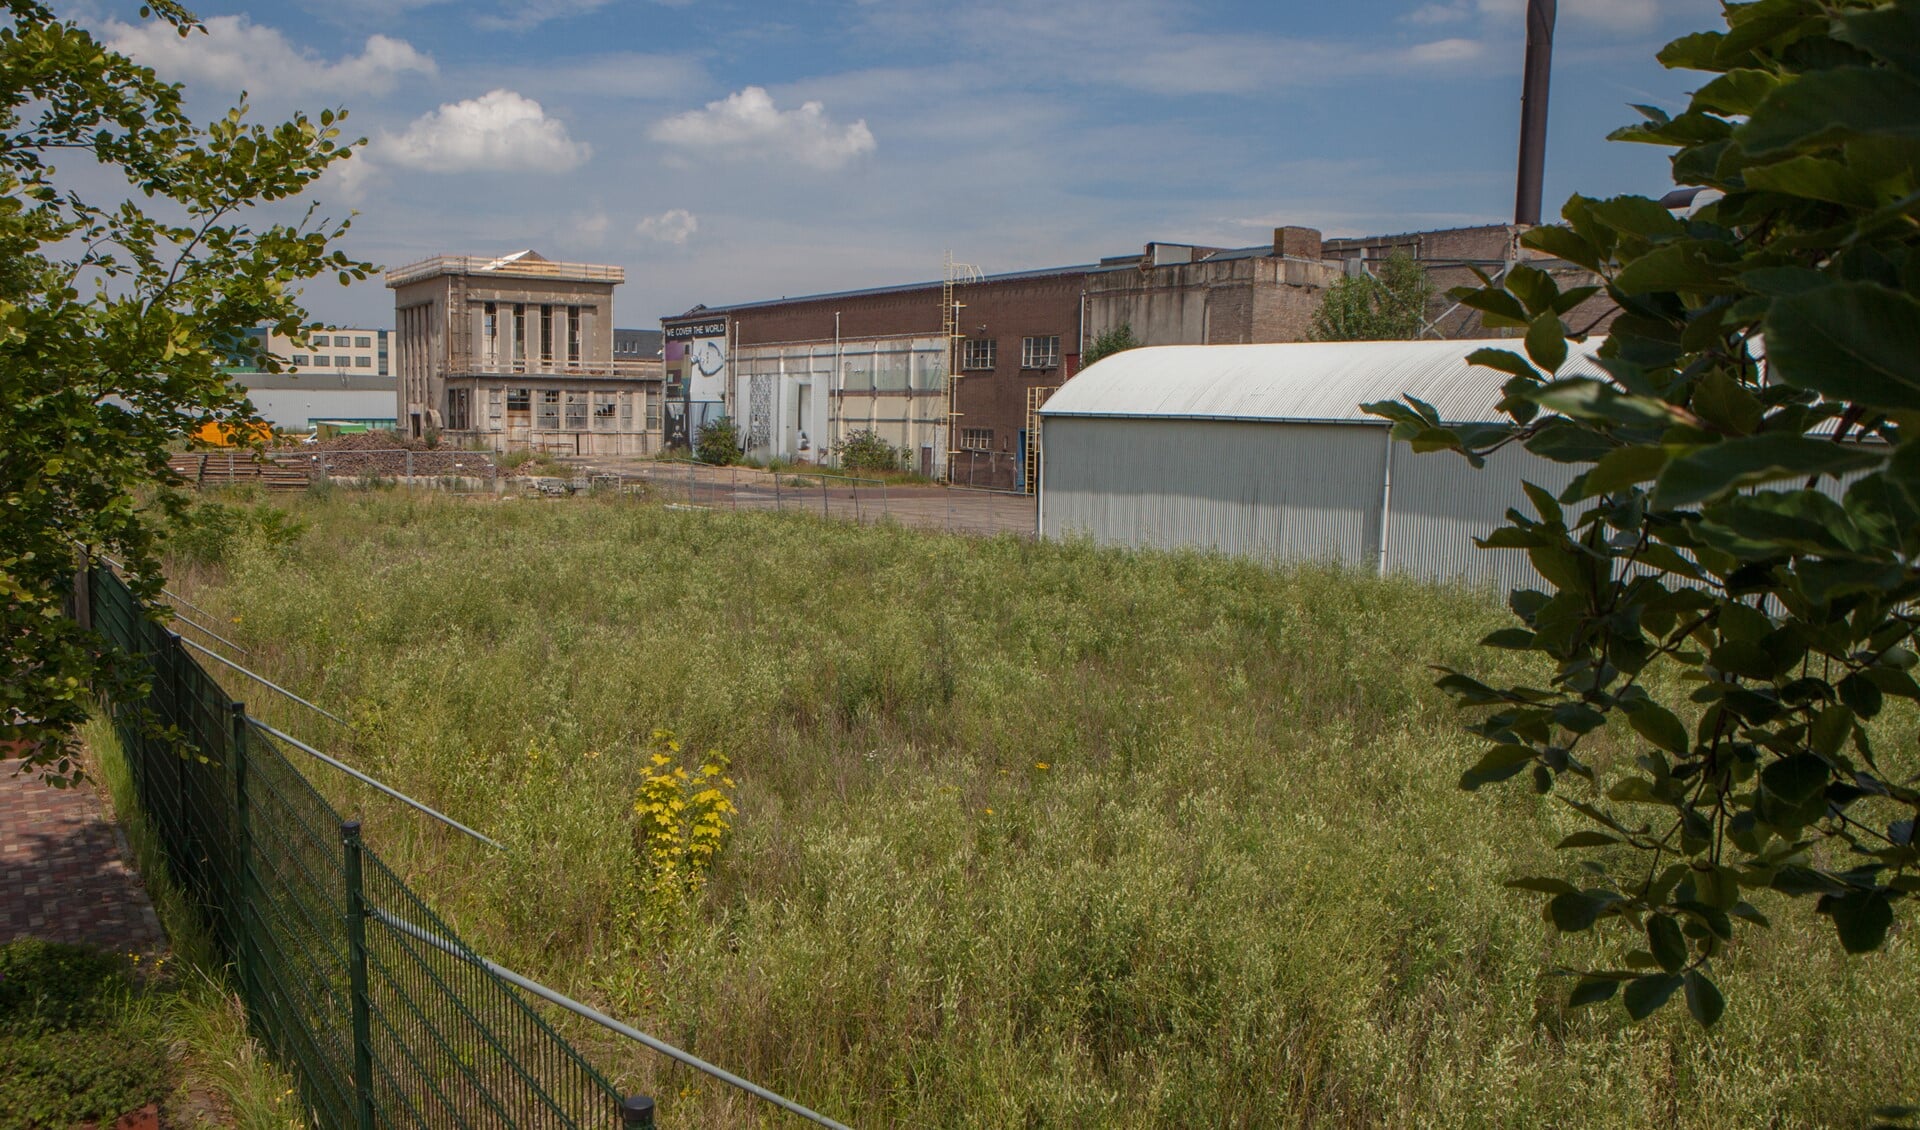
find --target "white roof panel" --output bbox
[1040,338,1609,426]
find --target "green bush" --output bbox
[835,428,905,473]
[0,939,127,1037]
[166,498,308,566]
[695,416,743,466]
[0,940,173,1129]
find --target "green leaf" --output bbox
[1461,745,1534,790]
[1835,1,1920,73]
[1684,970,1726,1027]
[1549,890,1616,932]
[1556,831,1622,849]
[1525,311,1569,374]
[1695,69,1781,116]
[1572,444,1668,499]
[1519,225,1603,272]
[1625,701,1691,755]
[1828,889,1894,953]
[1651,434,1883,509]
[1530,380,1678,428]
[1506,876,1580,896]
[1738,66,1920,157]
[1648,914,1688,973]
[1612,241,1738,295]
[1690,371,1765,435]
[1568,978,1620,1007]
[1760,752,1830,805]
[1744,155,1881,208]
[1456,287,1530,329]
[1623,973,1685,1020]
[1467,347,1542,382]
[1764,282,1920,411]
[1584,195,1687,242]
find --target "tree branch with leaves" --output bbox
[1366,0,1920,1027]
[0,0,374,783]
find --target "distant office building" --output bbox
[237,326,390,376]
[386,250,665,454]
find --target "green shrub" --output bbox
[166,498,307,566]
[0,939,127,1037]
[0,940,173,1129]
[695,416,743,466]
[835,428,905,473]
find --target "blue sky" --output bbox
[95,0,1724,330]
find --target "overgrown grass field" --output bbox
[168,491,1918,1127]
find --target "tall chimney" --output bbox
[1514,0,1556,226]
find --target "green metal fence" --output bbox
[87,564,624,1129]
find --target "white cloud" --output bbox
[650,87,877,170]
[103,15,435,99]
[1405,37,1486,64]
[381,90,591,173]
[475,0,617,31]
[637,209,699,245]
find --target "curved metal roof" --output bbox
[1039,337,1608,425]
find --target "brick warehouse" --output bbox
[664,222,1610,491]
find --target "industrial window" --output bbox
[291,354,309,366]
[564,390,588,430]
[593,394,617,430]
[507,388,531,413]
[1021,335,1060,369]
[513,304,527,362]
[539,306,553,363]
[355,356,372,368]
[446,389,470,431]
[644,389,660,430]
[313,355,331,367]
[355,336,371,349]
[619,392,633,430]
[961,427,993,451]
[311,334,330,347]
[962,338,995,370]
[487,388,503,426]
[537,389,560,429]
[567,307,582,363]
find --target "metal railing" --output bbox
[86,565,624,1128]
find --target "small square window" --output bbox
[355,356,372,368]
[355,336,371,349]
[961,427,993,451]
[314,334,332,347]
[507,388,531,412]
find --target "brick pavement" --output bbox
[0,754,166,953]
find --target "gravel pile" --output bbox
[276,435,499,478]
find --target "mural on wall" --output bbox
[748,374,773,453]
[664,318,728,446]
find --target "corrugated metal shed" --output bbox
[1040,337,1608,426]
[1037,338,1607,588]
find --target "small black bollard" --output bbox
[620,1095,656,1128]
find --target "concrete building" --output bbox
[1037,338,1608,590]
[663,265,1084,487]
[664,223,1609,490]
[239,326,390,376]
[387,251,665,455]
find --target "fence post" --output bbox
[230,701,251,997]
[342,820,377,1130]
[621,1095,656,1129]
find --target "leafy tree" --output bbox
[1366,0,1920,1028]
[695,415,744,465]
[1308,252,1433,341]
[1080,323,1141,368]
[1,1,373,784]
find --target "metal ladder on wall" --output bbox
[1024,385,1057,495]
[940,251,982,483]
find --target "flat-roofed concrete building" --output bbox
[387,250,665,455]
